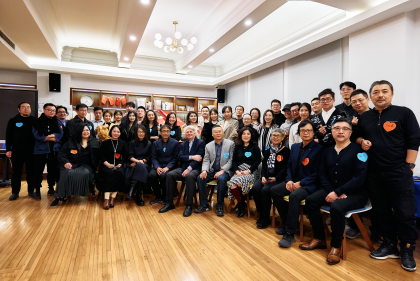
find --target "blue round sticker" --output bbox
[265,146,269,150]
[150,129,152,133]
[89,125,92,130]
[223,152,229,159]
[16,122,23,128]
[357,152,368,162]
[163,147,166,152]
[171,131,175,136]
[245,152,252,158]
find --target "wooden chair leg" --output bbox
[247,194,250,218]
[208,186,215,204]
[271,205,276,228]
[352,214,375,251]
[342,229,347,260]
[88,192,92,201]
[175,182,186,207]
[228,199,235,213]
[299,206,304,242]
[123,194,127,201]
[322,213,331,236]
[194,189,199,208]
[96,192,102,202]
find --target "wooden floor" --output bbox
[0,182,419,281]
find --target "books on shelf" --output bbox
[187,106,195,111]
[137,97,146,107]
[154,99,162,110]
[146,101,152,110]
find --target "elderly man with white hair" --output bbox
[159,125,206,217]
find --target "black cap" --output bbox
[282,104,291,111]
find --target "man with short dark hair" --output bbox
[290,102,301,125]
[137,106,146,123]
[356,80,420,272]
[336,82,357,117]
[6,102,37,201]
[32,103,64,200]
[310,98,322,117]
[56,106,68,128]
[235,105,244,129]
[121,102,136,124]
[279,104,293,134]
[300,118,368,265]
[92,106,104,131]
[349,89,370,142]
[311,89,348,147]
[63,104,96,143]
[199,106,210,128]
[271,99,286,126]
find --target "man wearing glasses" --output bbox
[271,99,286,126]
[32,103,64,200]
[311,89,348,147]
[300,118,368,265]
[270,120,323,248]
[290,102,301,125]
[336,82,357,117]
[349,89,370,142]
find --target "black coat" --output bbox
[261,145,290,182]
[201,121,216,144]
[6,114,36,152]
[58,138,100,169]
[63,115,96,144]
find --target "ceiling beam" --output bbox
[118,0,157,68]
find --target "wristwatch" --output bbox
[406,163,416,169]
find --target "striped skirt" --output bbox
[56,166,92,197]
[227,163,258,200]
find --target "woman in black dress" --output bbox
[120,110,137,144]
[165,112,182,141]
[201,108,219,144]
[96,125,127,210]
[126,125,152,206]
[51,124,100,206]
[228,127,262,218]
[143,110,160,143]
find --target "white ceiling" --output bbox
[1,0,417,87]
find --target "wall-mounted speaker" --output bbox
[217,89,225,103]
[49,73,61,92]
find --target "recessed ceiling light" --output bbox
[124,57,129,61]
[140,0,150,4]
[130,35,136,41]
[209,48,214,52]
[188,65,192,68]
[245,19,252,26]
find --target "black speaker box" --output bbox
[217,89,225,103]
[49,73,61,92]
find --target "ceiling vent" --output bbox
[0,29,15,50]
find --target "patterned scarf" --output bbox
[267,143,282,173]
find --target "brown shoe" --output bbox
[109,197,115,208]
[299,238,327,250]
[104,199,110,210]
[327,247,341,265]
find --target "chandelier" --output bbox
[154,21,197,54]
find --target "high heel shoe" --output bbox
[237,200,246,218]
[126,180,137,200]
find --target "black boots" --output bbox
[127,180,138,200]
[136,183,145,206]
[237,200,246,218]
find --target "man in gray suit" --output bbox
[195,125,235,217]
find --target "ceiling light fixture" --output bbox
[245,19,252,26]
[209,48,214,52]
[188,65,192,68]
[124,57,129,61]
[140,0,150,4]
[130,35,136,41]
[154,21,197,54]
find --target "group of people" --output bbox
[5,80,419,271]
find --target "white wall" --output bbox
[0,69,36,85]
[37,72,71,105]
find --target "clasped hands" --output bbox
[157,167,169,175]
[261,177,276,185]
[286,181,301,192]
[325,192,347,203]
[236,170,250,177]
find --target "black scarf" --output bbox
[34,113,61,136]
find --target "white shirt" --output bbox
[288,122,302,149]
[321,107,336,124]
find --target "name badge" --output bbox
[16,122,23,128]
[224,152,229,159]
[383,122,396,132]
[150,129,152,133]
[245,152,252,158]
[357,152,368,162]
[89,125,92,130]
[265,146,269,150]
[163,147,166,152]
[171,131,175,136]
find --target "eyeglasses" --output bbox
[45,109,56,113]
[299,129,313,134]
[351,98,367,105]
[341,88,352,92]
[332,127,352,132]
[271,134,282,138]
[271,104,280,107]
[161,130,170,133]
[320,98,333,103]
[57,111,66,114]
[291,109,299,113]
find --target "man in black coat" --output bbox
[63,104,96,144]
[6,102,36,200]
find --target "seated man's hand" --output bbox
[337,193,347,199]
[182,169,190,177]
[325,191,338,203]
[214,170,224,179]
[191,155,202,162]
[200,170,207,180]
[286,181,294,192]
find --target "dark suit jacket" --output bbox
[151,137,180,169]
[286,140,324,194]
[178,137,206,171]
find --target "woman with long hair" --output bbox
[288,103,311,148]
[201,108,219,144]
[216,105,238,141]
[96,110,115,142]
[126,125,152,205]
[250,108,261,129]
[228,127,261,218]
[142,110,161,143]
[120,110,137,144]
[182,111,202,140]
[258,109,279,153]
[51,124,100,206]
[165,112,182,141]
[96,125,127,210]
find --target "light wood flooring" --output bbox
[0,181,419,281]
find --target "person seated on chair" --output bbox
[227,127,261,218]
[96,125,127,210]
[159,126,205,216]
[126,125,152,206]
[300,118,368,265]
[51,124,100,206]
[149,124,180,205]
[195,125,234,217]
[253,128,290,229]
[270,120,324,248]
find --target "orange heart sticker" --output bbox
[197,130,201,134]
[60,126,63,130]
[115,153,121,159]
[302,158,309,166]
[383,122,396,132]
[277,155,283,162]
[70,150,78,154]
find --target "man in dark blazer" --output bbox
[159,126,206,216]
[149,124,180,205]
[270,120,324,248]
